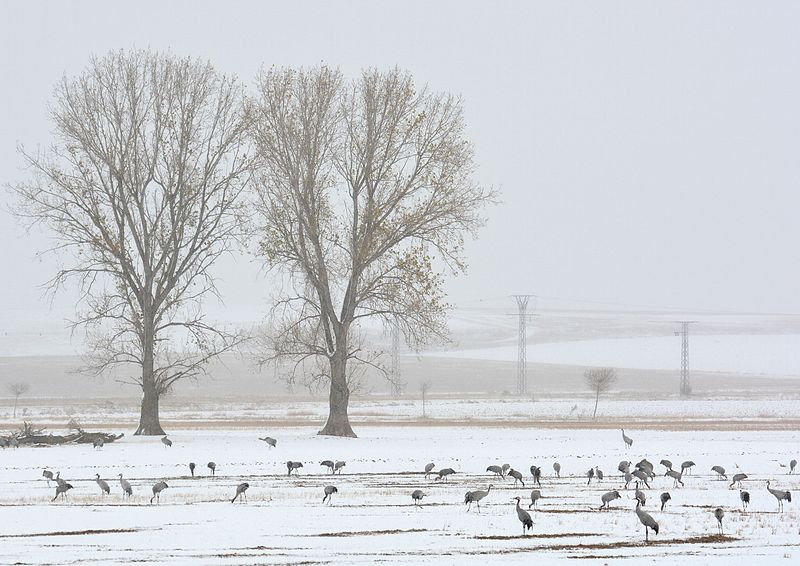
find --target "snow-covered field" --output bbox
[1,421,798,565]
[428,334,800,378]
[7,396,800,430]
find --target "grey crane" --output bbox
[259,436,277,448]
[508,468,525,487]
[435,468,456,482]
[530,466,541,487]
[553,462,561,478]
[740,489,750,511]
[618,461,632,474]
[711,465,727,480]
[791,459,797,474]
[680,460,695,475]
[528,489,542,510]
[118,474,132,498]
[586,467,594,485]
[161,436,172,449]
[150,481,169,504]
[634,499,659,542]
[766,480,791,512]
[665,469,684,488]
[621,429,633,449]
[322,485,338,504]
[487,465,505,478]
[624,472,633,489]
[207,462,216,476]
[600,490,621,510]
[95,474,110,495]
[729,473,747,489]
[636,459,655,479]
[54,472,67,488]
[464,485,493,512]
[189,462,196,477]
[502,463,511,475]
[287,461,303,476]
[52,482,73,502]
[93,437,104,450]
[631,469,651,488]
[411,489,427,506]
[321,460,335,474]
[424,462,435,479]
[634,481,646,507]
[595,467,604,481]
[231,482,249,503]
[714,507,724,535]
[42,469,54,486]
[334,461,346,474]
[9,437,18,449]
[660,492,671,511]
[512,497,533,535]
[660,459,673,471]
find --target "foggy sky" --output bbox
[2,0,799,339]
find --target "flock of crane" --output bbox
[38,430,795,541]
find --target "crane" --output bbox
[464,485,493,513]
[766,480,792,512]
[621,429,633,449]
[150,481,169,504]
[634,500,659,542]
[322,485,338,505]
[411,489,427,506]
[259,436,277,448]
[600,490,621,510]
[714,508,724,535]
[118,474,133,498]
[232,482,249,503]
[660,492,671,511]
[95,474,110,495]
[512,497,533,535]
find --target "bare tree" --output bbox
[12,49,251,435]
[7,382,30,419]
[421,380,431,418]
[584,367,617,419]
[251,67,493,437]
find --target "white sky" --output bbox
[1,0,799,341]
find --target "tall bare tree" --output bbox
[7,382,30,419]
[12,49,251,435]
[251,67,493,437]
[584,367,617,419]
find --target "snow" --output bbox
[427,334,800,377]
[0,417,798,564]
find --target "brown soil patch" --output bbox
[540,534,738,551]
[315,528,429,537]
[476,532,600,540]
[0,528,140,538]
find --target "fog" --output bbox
[2,0,799,345]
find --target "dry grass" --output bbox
[315,528,429,537]
[0,528,141,538]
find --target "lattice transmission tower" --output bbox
[673,321,697,397]
[512,295,535,396]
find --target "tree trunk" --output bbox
[318,351,356,438]
[593,388,600,419]
[12,397,18,419]
[135,383,165,435]
[135,303,165,436]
